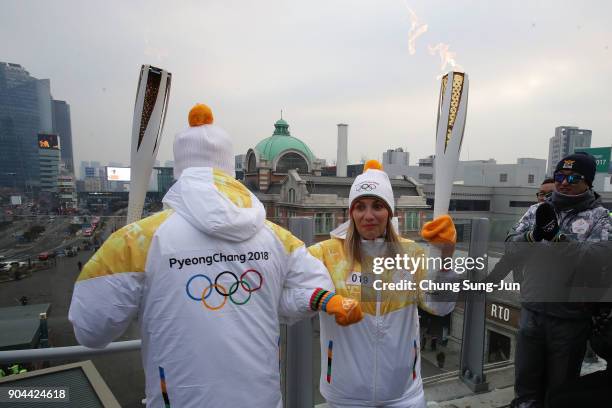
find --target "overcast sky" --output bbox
[2,0,611,174]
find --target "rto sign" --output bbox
[490,303,510,322]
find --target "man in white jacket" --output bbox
[69,104,363,408]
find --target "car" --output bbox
[0,261,27,272]
[38,252,50,261]
[65,248,76,257]
[55,249,66,257]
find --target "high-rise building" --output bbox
[38,133,61,192]
[52,100,74,173]
[0,62,46,190]
[0,62,74,191]
[547,126,592,176]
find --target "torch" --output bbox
[126,65,172,224]
[431,71,469,256]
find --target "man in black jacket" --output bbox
[507,152,612,408]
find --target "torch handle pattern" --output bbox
[433,71,468,218]
[127,65,172,224]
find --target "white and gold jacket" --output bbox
[309,229,454,406]
[69,167,333,408]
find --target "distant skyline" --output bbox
[2,0,611,169]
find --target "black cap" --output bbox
[555,152,596,187]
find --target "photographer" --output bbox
[506,152,612,408]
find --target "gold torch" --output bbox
[431,71,469,257]
[127,65,171,224]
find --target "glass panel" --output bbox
[276,153,308,173]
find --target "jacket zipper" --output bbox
[373,282,382,402]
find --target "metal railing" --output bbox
[0,217,495,408]
[0,340,141,364]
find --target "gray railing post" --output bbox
[286,217,315,408]
[459,218,490,392]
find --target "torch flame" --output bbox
[429,43,463,74]
[406,7,428,55]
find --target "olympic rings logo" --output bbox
[356,182,378,192]
[186,269,264,311]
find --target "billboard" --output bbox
[38,133,60,150]
[576,147,611,173]
[106,167,131,181]
[10,195,22,205]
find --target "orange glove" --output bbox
[310,289,364,326]
[421,214,457,245]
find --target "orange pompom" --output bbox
[363,160,383,171]
[188,104,214,126]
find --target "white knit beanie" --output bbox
[348,160,395,214]
[173,104,235,179]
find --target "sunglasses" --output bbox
[536,191,552,199]
[553,173,585,184]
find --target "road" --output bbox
[1,216,73,261]
[0,220,145,408]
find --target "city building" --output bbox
[79,161,105,180]
[576,146,612,193]
[547,126,592,176]
[243,117,325,192]
[420,183,612,242]
[79,161,90,179]
[241,117,428,240]
[321,163,364,178]
[275,170,427,240]
[37,133,61,193]
[77,164,174,196]
[78,161,107,192]
[462,158,546,187]
[57,173,78,209]
[0,62,74,192]
[51,100,74,173]
[149,167,175,196]
[402,155,545,188]
[0,62,47,190]
[382,148,410,178]
[83,177,104,192]
[235,154,246,180]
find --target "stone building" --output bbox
[241,117,429,241]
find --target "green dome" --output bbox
[254,119,315,163]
